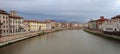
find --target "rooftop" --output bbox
[0,9,9,15]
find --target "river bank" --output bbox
[1,30,120,54]
[84,29,120,40]
[0,29,63,47]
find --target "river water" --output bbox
[0,30,120,54]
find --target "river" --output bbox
[0,30,120,54]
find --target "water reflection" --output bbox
[0,30,120,54]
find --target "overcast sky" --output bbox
[0,0,120,23]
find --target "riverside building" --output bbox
[9,11,24,34]
[0,9,24,36]
[102,15,120,36]
[24,20,47,31]
[0,9,9,36]
[24,20,39,31]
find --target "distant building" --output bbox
[38,21,47,31]
[24,20,39,31]
[60,22,70,28]
[66,23,71,28]
[55,22,62,29]
[45,20,56,29]
[87,16,108,30]
[96,16,108,30]
[72,23,80,28]
[78,23,83,28]
[23,20,30,32]
[24,20,47,31]
[87,19,97,30]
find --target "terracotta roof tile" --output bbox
[111,15,120,19]
[9,15,23,19]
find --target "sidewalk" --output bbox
[0,31,39,43]
[84,29,120,40]
[0,29,63,47]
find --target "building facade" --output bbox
[96,16,108,30]
[102,15,120,35]
[24,20,39,31]
[87,20,97,30]
[38,21,47,31]
[88,16,108,30]
[55,22,62,29]
[24,20,47,31]
[0,9,10,36]
[45,20,56,29]
[9,11,24,34]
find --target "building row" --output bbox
[87,16,120,36]
[0,9,24,36]
[0,9,81,37]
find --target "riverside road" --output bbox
[0,30,120,54]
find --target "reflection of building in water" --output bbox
[44,33,56,40]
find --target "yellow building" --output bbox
[24,20,40,31]
[24,20,47,31]
[38,22,47,31]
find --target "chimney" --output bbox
[100,16,104,19]
[10,11,17,16]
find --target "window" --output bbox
[0,30,2,33]
[6,21,8,23]
[114,29,117,31]
[4,30,5,33]
[16,30,17,32]
[3,16,5,19]
[13,25,15,28]
[10,20,12,23]
[10,30,12,33]
[0,26,1,28]
[13,21,14,23]
[10,25,12,28]
[15,20,17,23]
[6,16,8,19]
[13,30,14,33]
[6,30,8,33]
[3,26,5,28]
[6,26,8,28]
[3,21,5,23]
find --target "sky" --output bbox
[0,0,120,23]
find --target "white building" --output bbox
[9,11,24,34]
[45,20,56,29]
[102,15,120,32]
[0,9,10,36]
[102,20,114,32]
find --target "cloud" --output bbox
[0,0,120,23]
